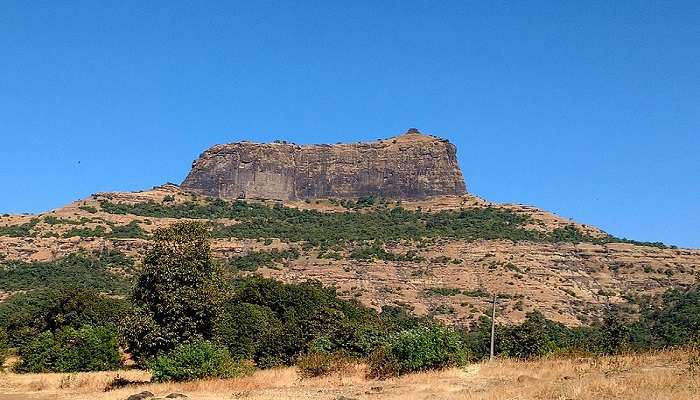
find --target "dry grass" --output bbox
[1,349,699,399]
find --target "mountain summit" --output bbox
[181,129,466,200]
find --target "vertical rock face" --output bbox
[181,129,467,200]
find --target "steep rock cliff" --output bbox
[180,129,467,200]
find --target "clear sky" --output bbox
[1,1,698,248]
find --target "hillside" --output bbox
[2,183,698,327]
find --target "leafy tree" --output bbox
[212,302,284,367]
[124,221,223,363]
[498,311,561,358]
[0,251,133,294]
[587,308,642,355]
[221,276,386,366]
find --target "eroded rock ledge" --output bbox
[181,129,467,200]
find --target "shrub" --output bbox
[227,276,386,366]
[643,285,700,347]
[0,328,8,366]
[15,325,121,373]
[368,326,469,378]
[149,341,253,382]
[296,352,352,378]
[108,220,147,238]
[97,198,542,245]
[424,287,462,296]
[79,205,98,213]
[0,219,38,237]
[350,244,424,262]
[227,248,299,272]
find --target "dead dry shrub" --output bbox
[296,352,354,378]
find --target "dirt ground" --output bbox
[1,349,698,400]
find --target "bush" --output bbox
[15,325,121,373]
[149,341,253,382]
[227,248,299,272]
[424,287,462,296]
[97,197,669,247]
[368,326,468,378]
[296,352,352,378]
[0,328,8,366]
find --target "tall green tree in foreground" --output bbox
[122,221,223,363]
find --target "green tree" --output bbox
[644,285,700,347]
[499,311,559,358]
[123,221,223,363]
[212,302,284,367]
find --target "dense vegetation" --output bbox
[95,198,670,247]
[15,325,121,373]
[0,219,39,237]
[0,221,694,381]
[227,248,300,272]
[0,328,8,366]
[0,250,134,294]
[99,198,541,245]
[0,286,132,348]
[0,196,670,249]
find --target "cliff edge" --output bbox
[181,128,467,200]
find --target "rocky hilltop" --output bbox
[181,129,467,200]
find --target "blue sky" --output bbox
[1,1,698,248]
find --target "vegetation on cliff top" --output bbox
[92,197,669,247]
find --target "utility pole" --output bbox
[490,292,497,361]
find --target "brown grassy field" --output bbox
[1,349,699,400]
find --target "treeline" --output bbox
[96,197,669,247]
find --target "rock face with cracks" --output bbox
[181,129,467,200]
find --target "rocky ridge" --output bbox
[181,129,467,200]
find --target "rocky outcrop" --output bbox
[180,129,467,200]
